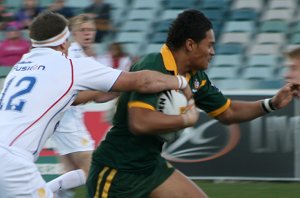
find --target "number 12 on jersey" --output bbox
[0,76,36,112]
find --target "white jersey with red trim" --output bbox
[52,42,95,155]
[0,47,121,161]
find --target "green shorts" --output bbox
[86,157,175,198]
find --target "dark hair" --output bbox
[166,9,212,50]
[29,11,68,41]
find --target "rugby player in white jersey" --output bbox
[0,11,197,197]
[48,14,117,197]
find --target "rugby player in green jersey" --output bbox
[86,9,300,198]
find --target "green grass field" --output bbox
[74,180,300,198]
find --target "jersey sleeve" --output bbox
[192,72,231,117]
[72,57,122,92]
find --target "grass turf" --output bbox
[74,180,300,198]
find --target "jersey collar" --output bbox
[160,44,178,75]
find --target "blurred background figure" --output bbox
[47,0,74,19]
[83,0,112,42]
[15,0,43,29]
[97,42,133,71]
[0,1,14,30]
[0,21,30,66]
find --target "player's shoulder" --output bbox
[131,52,163,72]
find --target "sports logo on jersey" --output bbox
[192,80,206,93]
[14,65,46,71]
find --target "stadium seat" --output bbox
[247,54,278,67]
[163,0,195,9]
[262,9,294,21]
[122,43,142,56]
[150,32,167,43]
[229,8,258,21]
[132,0,162,9]
[120,20,151,32]
[223,21,255,33]
[255,33,286,44]
[291,21,300,33]
[259,20,288,33]
[144,44,163,55]
[220,32,251,45]
[232,0,264,11]
[202,9,224,21]
[127,9,156,21]
[66,0,90,8]
[212,79,257,90]
[201,0,230,10]
[242,67,275,79]
[154,19,173,32]
[248,44,281,55]
[115,32,147,43]
[269,0,297,10]
[107,0,128,9]
[207,66,239,79]
[161,9,183,20]
[289,33,300,44]
[212,54,243,67]
[215,43,244,55]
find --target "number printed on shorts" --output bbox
[0,76,36,112]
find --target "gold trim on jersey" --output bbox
[102,169,117,198]
[208,99,231,117]
[94,167,109,198]
[128,101,155,111]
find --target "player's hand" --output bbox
[182,99,199,127]
[272,82,300,109]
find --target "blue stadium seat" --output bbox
[207,66,239,79]
[229,8,258,21]
[150,32,167,44]
[212,54,243,67]
[259,20,289,33]
[154,19,173,32]
[247,54,278,67]
[215,43,244,55]
[242,67,275,79]
[223,21,255,33]
[289,33,300,44]
[163,0,195,9]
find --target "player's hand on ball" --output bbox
[182,99,199,127]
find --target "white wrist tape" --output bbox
[177,75,187,89]
[261,98,276,113]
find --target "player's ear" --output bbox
[60,40,70,55]
[185,38,194,52]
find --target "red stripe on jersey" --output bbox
[9,59,75,146]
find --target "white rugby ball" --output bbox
[157,90,188,142]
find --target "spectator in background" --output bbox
[97,42,132,71]
[15,0,43,29]
[48,0,74,19]
[83,0,112,42]
[0,22,30,66]
[0,2,14,30]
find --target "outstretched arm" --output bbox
[216,82,300,125]
[111,70,192,100]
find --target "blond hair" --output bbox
[285,47,300,59]
[69,14,95,31]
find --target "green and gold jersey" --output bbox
[92,44,230,173]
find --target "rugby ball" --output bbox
[157,90,188,142]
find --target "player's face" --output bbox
[285,58,300,83]
[189,29,215,71]
[73,22,96,48]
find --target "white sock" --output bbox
[47,169,86,193]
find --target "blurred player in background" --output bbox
[48,14,113,198]
[86,9,300,198]
[284,47,300,97]
[0,11,193,197]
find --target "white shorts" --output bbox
[51,130,95,155]
[0,144,53,198]
[52,106,95,155]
